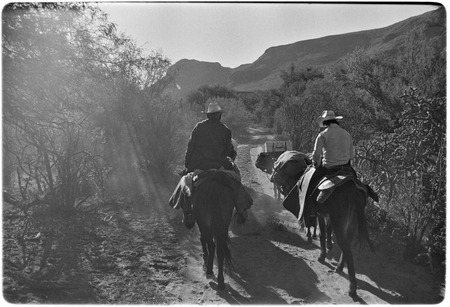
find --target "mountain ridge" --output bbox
[164,7,444,98]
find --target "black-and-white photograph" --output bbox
[2,1,446,304]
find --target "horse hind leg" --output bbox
[216,230,231,291]
[200,237,209,264]
[326,219,333,251]
[216,243,226,290]
[334,226,358,298]
[204,238,215,277]
[273,183,280,200]
[336,252,345,272]
[306,227,312,245]
[317,215,328,261]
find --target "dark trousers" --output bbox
[307,166,328,199]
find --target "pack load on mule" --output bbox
[255,151,279,174]
[255,140,292,173]
[255,140,294,200]
[270,150,311,196]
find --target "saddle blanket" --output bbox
[168,167,252,212]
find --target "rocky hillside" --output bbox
[163,7,444,99]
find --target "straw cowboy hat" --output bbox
[317,110,343,127]
[202,102,223,114]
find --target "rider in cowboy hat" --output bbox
[185,101,234,172]
[307,110,356,197]
[312,110,355,169]
[181,101,247,227]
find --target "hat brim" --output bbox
[202,110,223,114]
[317,115,343,127]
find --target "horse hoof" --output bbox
[318,254,326,262]
[327,243,333,251]
[308,237,312,244]
[206,271,214,278]
[349,284,358,298]
[217,283,226,291]
[313,235,317,239]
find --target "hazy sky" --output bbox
[98,1,439,68]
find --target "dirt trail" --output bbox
[3,127,443,304]
[159,127,443,304]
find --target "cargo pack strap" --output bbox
[272,142,287,152]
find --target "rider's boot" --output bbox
[182,199,195,229]
[235,209,246,224]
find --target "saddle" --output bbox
[193,168,240,191]
[281,165,379,221]
[169,167,252,211]
[315,167,379,204]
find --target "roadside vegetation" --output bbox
[3,3,183,302]
[246,16,446,273]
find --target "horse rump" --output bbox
[193,171,235,288]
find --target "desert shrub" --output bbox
[355,89,445,261]
[2,4,176,301]
[131,96,192,173]
[273,96,317,152]
[327,30,446,262]
[253,89,284,127]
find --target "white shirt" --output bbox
[312,124,355,168]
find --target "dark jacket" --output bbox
[185,118,233,171]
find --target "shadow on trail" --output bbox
[306,225,416,304]
[221,187,330,304]
[227,229,329,304]
[343,247,442,304]
[228,188,403,304]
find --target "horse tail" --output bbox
[354,187,376,252]
[208,173,234,271]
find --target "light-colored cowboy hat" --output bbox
[317,110,343,127]
[202,102,223,114]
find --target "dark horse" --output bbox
[255,151,284,199]
[302,207,318,243]
[309,180,375,298]
[193,170,235,290]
